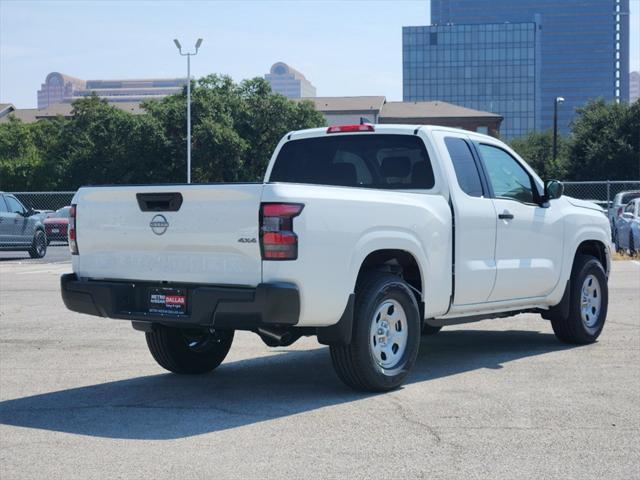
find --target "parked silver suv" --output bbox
[0,193,47,258]
[608,191,640,245]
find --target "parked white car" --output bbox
[61,124,611,391]
[615,198,639,255]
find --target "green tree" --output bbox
[144,74,326,183]
[509,130,569,179]
[0,117,37,190]
[52,96,173,188]
[0,76,325,190]
[0,116,63,190]
[565,99,640,181]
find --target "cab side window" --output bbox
[0,196,8,213]
[5,196,25,214]
[478,144,535,204]
[444,137,484,197]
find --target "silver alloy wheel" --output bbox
[580,274,601,328]
[369,299,408,369]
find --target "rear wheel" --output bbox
[330,272,421,392]
[629,233,636,257]
[145,326,234,374]
[28,230,47,258]
[551,255,608,344]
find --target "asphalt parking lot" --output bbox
[0,254,638,480]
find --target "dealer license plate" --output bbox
[148,288,187,315]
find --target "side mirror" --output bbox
[545,180,564,201]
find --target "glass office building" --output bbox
[403,23,539,138]
[427,0,630,135]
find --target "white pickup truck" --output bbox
[61,124,611,392]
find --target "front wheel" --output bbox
[629,233,636,257]
[29,230,47,258]
[145,326,234,374]
[551,255,608,344]
[330,273,421,392]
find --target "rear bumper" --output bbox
[60,273,300,329]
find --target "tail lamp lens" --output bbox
[260,203,303,260]
[69,204,78,255]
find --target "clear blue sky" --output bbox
[1,0,638,108]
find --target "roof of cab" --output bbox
[287,123,497,142]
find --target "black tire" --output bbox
[551,255,608,344]
[28,230,47,258]
[330,272,421,392]
[629,233,636,257]
[145,326,234,374]
[422,323,442,335]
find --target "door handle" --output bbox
[498,212,514,220]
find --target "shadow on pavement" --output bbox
[0,329,576,439]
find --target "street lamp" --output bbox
[552,96,565,163]
[174,38,203,184]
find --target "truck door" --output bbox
[0,195,16,244]
[4,195,30,244]
[475,142,563,301]
[435,132,497,305]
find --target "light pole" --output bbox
[174,38,203,184]
[552,96,565,163]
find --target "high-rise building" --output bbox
[404,0,630,137]
[403,23,539,138]
[265,62,316,99]
[630,71,640,103]
[37,72,187,109]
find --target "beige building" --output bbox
[300,97,502,137]
[265,62,316,99]
[0,102,143,123]
[5,94,502,137]
[301,96,385,125]
[379,101,502,137]
[37,72,187,109]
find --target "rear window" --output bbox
[53,207,71,218]
[269,134,435,190]
[621,192,640,204]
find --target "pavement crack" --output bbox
[388,396,442,443]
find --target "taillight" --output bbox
[260,203,303,260]
[326,124,374,134]
[616,207,623,217]
[69,204,78,255]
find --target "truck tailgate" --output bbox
[74,184,263,286]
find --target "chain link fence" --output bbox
[8,181,640,213]
[9,191,76,213]
[562,181,640,210]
